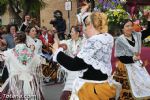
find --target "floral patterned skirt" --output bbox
[113,61,135,100]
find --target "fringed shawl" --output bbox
[2,44,43,99]
[115,32,141,57]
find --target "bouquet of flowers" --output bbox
[97,0,129,26]
[106,8,129,26]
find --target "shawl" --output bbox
[13,44,34,65]
[1,44,43,99]
[115,31,141,57]
[77,33,114,76]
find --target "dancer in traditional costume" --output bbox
[51,12,121,100]
[59,25,84,100]
[25,26,43,55]
[0,32,44,100]
[20,15,43,56]
[114,12,150,99]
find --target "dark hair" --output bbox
[86,0,95,12]
[71,25,81,33]
[15,31,26,44]
[7,24,18,33]
[25,26,37,33]
[120,19,133,29]
[53,10,63,19]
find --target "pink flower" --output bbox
[22,49,28,54]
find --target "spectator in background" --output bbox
[39,26,54,60]
[50,10,66,40]
[39,26,54,47]
[19,15,31,31]
[2,24,18,49]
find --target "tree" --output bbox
[0,0,8,16]
[0,0,46,25]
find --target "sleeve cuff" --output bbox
[53,48,63,62]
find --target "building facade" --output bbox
[40,0,77,34]
[1,0,78,33]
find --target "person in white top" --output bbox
[59,25,84,100]
[19,15,43,56]
[25,26,43,55]
[51,12,121,100]
[0,32,44,99]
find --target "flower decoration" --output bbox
[106,8,129,26]
[13,44,34,65]
[96,0,129,26]
[97,0,126,11]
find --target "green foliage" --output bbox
[28,0,46,17]
[0,0,46,18]
[143,41,150,47]
[0,0,7,15]
[0,0,8,4]
[19,0,46,17]
[96,0,128,26]
[106,8,129,26]
[144,6,150,10]
[96,0,128,36]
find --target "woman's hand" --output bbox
[24,15,31,25]
[59,43,68,51]
[133,53,141,61]
[143,60,149,67]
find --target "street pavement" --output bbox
[42,83,64,100]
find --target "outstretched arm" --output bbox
[19,15,30,32]
[55,51,88,71]
[51,39,88,71]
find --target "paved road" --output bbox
[43,83,64,100]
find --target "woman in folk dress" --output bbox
[0,32,44,100]
[114,11,150,99]
[51,12,121,100]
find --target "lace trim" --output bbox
[77,34,113,75]
[77,53,112,75]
